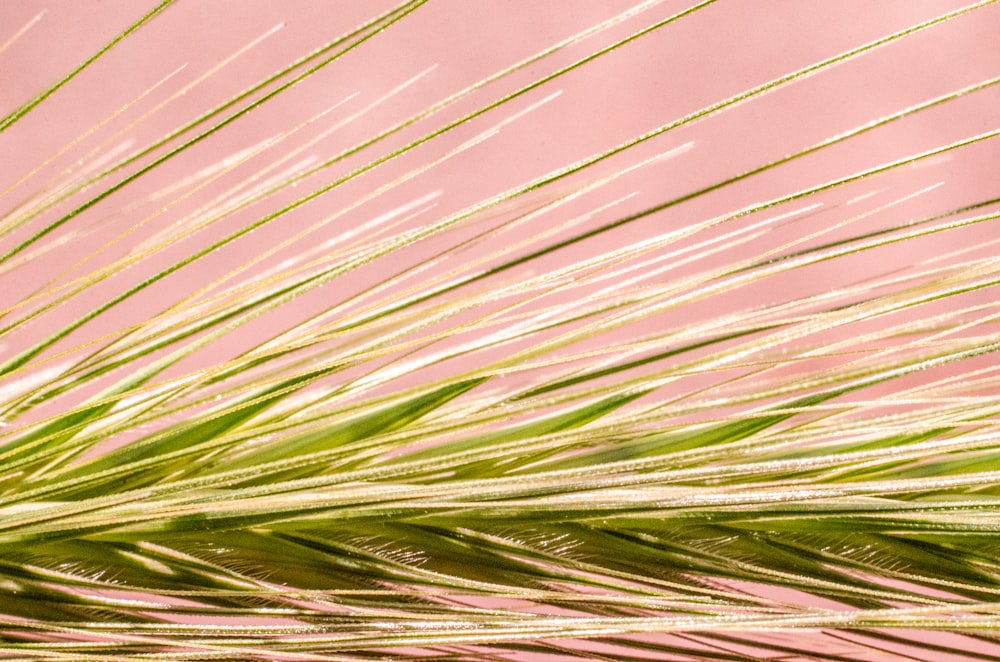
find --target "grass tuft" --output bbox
[1,1,1000,659]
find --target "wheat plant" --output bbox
[1,1,1000,659]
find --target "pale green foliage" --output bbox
[1,1,1000,659]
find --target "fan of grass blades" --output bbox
[1,1,1000,659]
